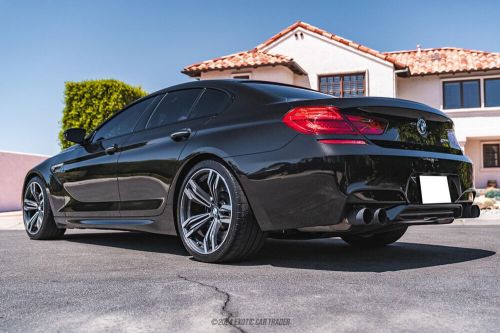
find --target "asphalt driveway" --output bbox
[0,222,499,332]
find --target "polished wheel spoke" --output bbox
[209,219,220,252]
[219,204,232,224]
[202,218,220,253]
[30,183,38,203]
[23,181,44,235]
[207,170,220,203]
[183,212,211,228]
[36,213,43,229]
[26,212,39,231]
[183,213,211,233]
[185,219,212,238]
[185,180,212,208]
[23,199,38,211]
[180,168,233,255]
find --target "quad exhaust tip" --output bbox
[348,207,388,226]
[373,208,388,225]
[462,204,480,218]
[348,208,373,226]
[349,204,480,226]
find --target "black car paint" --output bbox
[24,80,476,235]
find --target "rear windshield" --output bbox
[244,82,331,101]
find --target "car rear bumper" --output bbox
[231,135,477,232]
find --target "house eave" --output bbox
[182,62,308,77]
[399,68,500,78]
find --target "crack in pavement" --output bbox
[177,274,245,333]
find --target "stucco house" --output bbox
[182,21,500,188]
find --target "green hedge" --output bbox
[59,79,147,149]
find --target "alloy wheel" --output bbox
[23,182,45,235]
[180,168,233,255]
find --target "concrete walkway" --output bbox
[0,211,24,230]
[1,210,498,231]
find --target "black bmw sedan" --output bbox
[22,80,480,262]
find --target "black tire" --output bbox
[341,226,408,248]
[23,177,66,240]
[176,160,265,263]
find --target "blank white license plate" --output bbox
[419,176,451,204]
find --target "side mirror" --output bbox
[64,128,86,145]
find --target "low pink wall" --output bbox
[0,151,48,212]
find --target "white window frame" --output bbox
[440,74,500,113]
[480,141,500,171]
[317,70,369,96]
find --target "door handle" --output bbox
[105,144,118,155]
[170,128,192,142]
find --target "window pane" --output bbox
[332,76,341,97]
[483,144,500,168]
[189,89,230,119]
[356,74,364,95]
[343,75,352,97]
[319,73,364,97]
[443,82,461,109]
[343,74,364,97]
[485,78,500,107]
[462,80,480,108]
[93,97,154,141]
[147,89,202,128]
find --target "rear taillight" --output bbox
[282,106,357,135]
[283,106,386,136]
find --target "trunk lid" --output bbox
[289,97,462,155]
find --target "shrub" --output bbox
[485,189,500,199]
[59,79,147,149]
[483,198,496,208]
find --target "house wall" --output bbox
[199,28,396,97]
[200,66,300,85]
[464,137,500,188]
[0,151,48,212]
[264,28,396,97]
[397,73,500,188]
[397,75,441,108]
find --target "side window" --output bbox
[147,89,202,128]
[443,80,480,109]
[189,89,230,119]
[92,97,154,141]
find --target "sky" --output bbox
[1,0,500,155]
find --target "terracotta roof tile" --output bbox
[182,22,500,78]
[182,50,306,77]
[183,21,405,76]
[255,21,406,69]
[386,47,500,75]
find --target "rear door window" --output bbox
[146,89,202,128]
[189,89,231,119]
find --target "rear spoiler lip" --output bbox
[288,97,447,118]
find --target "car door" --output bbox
[116,88,231,218]
[55,97,156,219]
